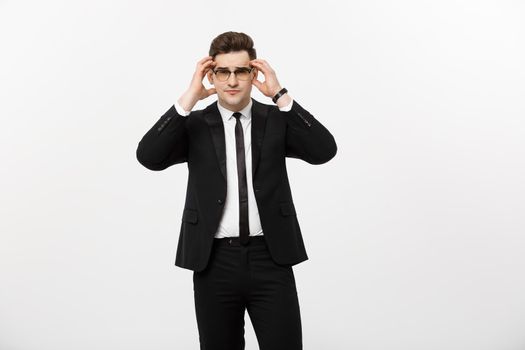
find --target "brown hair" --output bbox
[209,31,257,60]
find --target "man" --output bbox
[136,31,337,350]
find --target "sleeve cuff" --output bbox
[278,98,294,112]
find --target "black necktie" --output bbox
[232,112,250,245]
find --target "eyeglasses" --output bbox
[212,67,254,82]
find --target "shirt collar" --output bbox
[216,98,253,123]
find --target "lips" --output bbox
[226,90,240,95]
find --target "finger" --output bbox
[206,87,217,96]
[253,59,274,73]
[251,59,267,66]
[200,60,216,74]
[197,58,214,72]
[198,55,213,64]
[261,61,274,73]
[202,60,216,70]
[200,59,215,69]
[250,61,266,75]
[252,78,263,90]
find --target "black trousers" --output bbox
[192,236,302,350]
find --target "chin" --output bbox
[221,94,244,105]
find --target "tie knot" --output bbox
[232,112,242,120]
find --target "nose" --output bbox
[227,73,239,87]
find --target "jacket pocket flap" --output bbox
[280,202,297,216]
[182,208,198,224]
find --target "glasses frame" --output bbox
[212,67,255,82]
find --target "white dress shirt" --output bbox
[174,97,293,238]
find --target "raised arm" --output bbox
[249,59,337,165]
[136,56,217,171]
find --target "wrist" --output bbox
[178,91,197,112]
[272,87,288,104]
[275,93,292,108]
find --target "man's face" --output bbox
[207,51,257,111]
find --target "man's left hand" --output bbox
[250,59,283,98]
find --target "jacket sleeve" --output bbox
[136,105,189,171]
[284,100,337,164]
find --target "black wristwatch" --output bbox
[272,88,288,103]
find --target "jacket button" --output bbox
[217,199,223,204]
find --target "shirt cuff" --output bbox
[278,98,294,112]
[174,100,191,116]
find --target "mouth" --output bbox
[225,90,240,95]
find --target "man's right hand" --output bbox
[177,56,217,113]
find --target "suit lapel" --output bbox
[204,102,227,181]
[250,98,268,178]
[204,98,268,182]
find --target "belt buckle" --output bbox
[227,237,241,246]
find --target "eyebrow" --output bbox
[216,66,251,70]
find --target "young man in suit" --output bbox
[136,31,337,350]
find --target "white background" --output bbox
[1,0,524,349]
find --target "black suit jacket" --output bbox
[136,98,337,272]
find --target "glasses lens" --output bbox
[215,70,230,81]
[235,69,251,80]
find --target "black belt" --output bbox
[214,236,266,247]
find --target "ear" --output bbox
[251,68,258,81]
[207,70,214,85]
